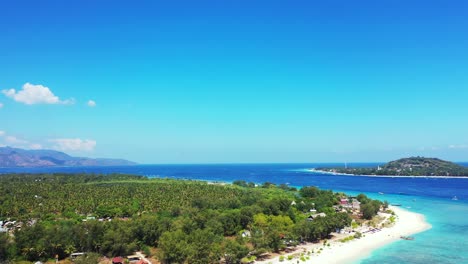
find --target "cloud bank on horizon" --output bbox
[50,138,97,152]
[0,130,96,152]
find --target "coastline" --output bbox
[308,168,468,179]
[255,206,431,264]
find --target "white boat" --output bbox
[452,196,458,201]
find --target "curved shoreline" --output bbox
[255,206,432,264]
[308,169,468,179]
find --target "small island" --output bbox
[314,157,468,177]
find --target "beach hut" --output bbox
[112,256,124,264]
[127,255,140,262]
[340,198,349,205]
[307,212,326,221]
[241,230,251,238]
[70,252,85,260]
[351,199,361,210]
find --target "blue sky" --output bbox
[1,0,468,163]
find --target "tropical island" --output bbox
[0,173,430,264]
[314,157,468,177]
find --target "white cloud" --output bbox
[419,146,439,151]
[0,131,30,148]
[0,132,95,152]
[5,135,28,145]
[0,134,30,148]
[0,103,3,108]
[449,144,468,149]
[2,83,74,105]
[87,100,96,107]
[50,138,96,152]
[29,143,43,150]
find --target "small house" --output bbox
[70,252,85,260]
[307,212,326,221]
[351,199,361,210]
[112,257,124,264]
[127,255,141,263]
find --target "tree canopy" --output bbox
[0,174,382,263]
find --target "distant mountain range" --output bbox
[0,147,137,167]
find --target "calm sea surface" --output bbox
[1,163,467,263]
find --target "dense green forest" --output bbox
[0,174,382,263]
[317,157,468,177]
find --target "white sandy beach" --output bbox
[255,206,431,264]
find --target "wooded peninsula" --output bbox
[0,174,386,264]
[315,157,468,177]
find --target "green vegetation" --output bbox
[317,156,468,176]
[0,174,382,263]
[357,194,385,220]
[74,253,101,264]
[339,235,355,243]
[353,232,362,239]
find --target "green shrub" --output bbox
[340,235,355,243]
[354,232,362,239]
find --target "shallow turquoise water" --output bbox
[358,194,468,264]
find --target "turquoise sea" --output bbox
[1,163,468,263]
[344,192,468,263]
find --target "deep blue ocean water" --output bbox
[1,163,468,263]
